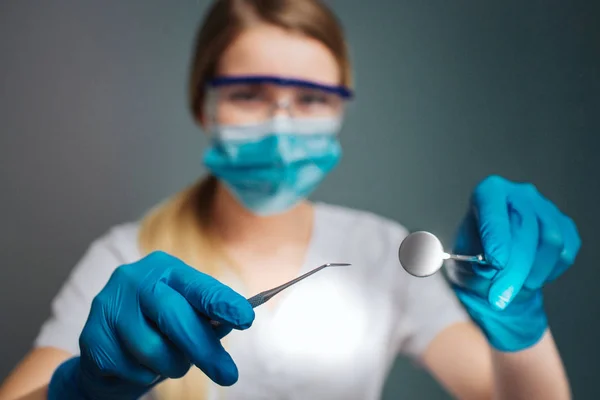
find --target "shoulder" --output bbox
[68,221,142,290]
[33,222,142,353]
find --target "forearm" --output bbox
[0,384,47,400]
[491,329,570,400]
[13,387,47,400]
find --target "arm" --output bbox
[0,228,131,400]
[421,322,492,400]
[422,322,570,400]
[0,347,70,400]
[2,251,254,400]
[420,176,579,399]
[14,388,47,400]
[490,329,570,400]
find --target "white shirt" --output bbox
[34,202,468,399]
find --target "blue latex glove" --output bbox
[48,251,255,400]
[446,175,581,352]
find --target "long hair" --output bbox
[138,0,352,398]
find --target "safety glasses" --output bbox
[205,75,354,125]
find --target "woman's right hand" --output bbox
[47,251,255,400]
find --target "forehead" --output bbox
[216,23,341,87]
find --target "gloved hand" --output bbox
[48,251,255,400]
[446,175,581,352]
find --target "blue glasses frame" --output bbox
[207,75,354,99]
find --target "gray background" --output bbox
[1,0,598,398]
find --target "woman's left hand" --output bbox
[446,175,581,352]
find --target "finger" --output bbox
[452,212,498,280]
[487,192,539,310]
[445,259,493,299]
[453,211,483,255]
[115,298,192,379]
[139,281,239,386]
[80,298,160,387]
[523,194,565,290]
[165,263,255,329]
[547,213,582,282]
[533,198,582,282]
[471,175,512,268]
[213,324,235,340]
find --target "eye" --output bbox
[297,91,330,106]
[225,85,264,103]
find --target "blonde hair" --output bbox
[138,0,352,398]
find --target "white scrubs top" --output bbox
[34,202,469,399]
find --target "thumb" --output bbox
[472,176,512,268]
[487,193,539,310]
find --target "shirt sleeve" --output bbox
[33,228,134,355]
[394,270,470,361]
[384,223,470,361]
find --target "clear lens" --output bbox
[209,82,346,125]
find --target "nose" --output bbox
[271,97,293,118]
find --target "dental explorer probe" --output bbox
[210,262,351,328]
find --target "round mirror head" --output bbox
[398,231,445,277]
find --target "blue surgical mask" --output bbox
[203,115,343,216]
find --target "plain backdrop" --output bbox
[1,1,598,398]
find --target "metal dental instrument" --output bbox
[210,262,351,328]
[398,231,497,277]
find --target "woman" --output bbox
[0,0,580,399]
